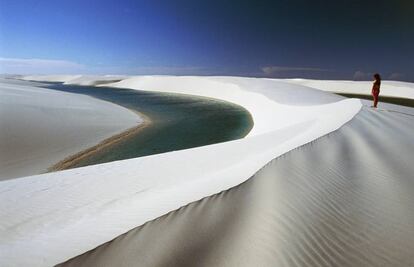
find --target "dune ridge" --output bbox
[59,107,414,266]
[1,76,362,266]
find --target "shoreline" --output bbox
[59,108,414,267]
[336,92,414,108]
[43,80,254,173]
[0,78,144,180]
[49,111,152,172]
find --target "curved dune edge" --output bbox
[0,79,144,180]
[283,78,414,100]
[59,108,414,267]
[49,112,152,171]
[1,76,362,267]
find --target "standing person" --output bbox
[372,73,381,108]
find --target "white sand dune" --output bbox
[1,76,362,266]
[109,76,347,137]
[22,75,83,83]
[63,75,127,86]
[284,78,414,100]
[22,75,127,86]
[4,75,413,266]
[59,107,414,267]
[0,78,143,180]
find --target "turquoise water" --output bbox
[45,83,253,168]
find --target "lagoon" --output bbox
[45,83,253,169]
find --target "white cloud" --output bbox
[128,66,207,75]
[0,57,85,74]
[0,58,211,76]
[352,70,375,81]
[388,73,404,81]
[262,66,331,77]
[85,65,213,76]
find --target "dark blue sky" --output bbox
[0,0,413,80]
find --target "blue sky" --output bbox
[0,0,413,80]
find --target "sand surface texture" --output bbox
[60,107,414,267]
[0,76,361,266]
[0,79,142,180]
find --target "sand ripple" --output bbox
[59,108,414,267]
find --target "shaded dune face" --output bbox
[58,109,414,267]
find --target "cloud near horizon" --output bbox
[0,57,86,74]
[262,66,332,78]
[388,73,405,81]
[352,70,373,81]
[1,58,409,81]
[0,57,212,76]
[99,66,211,76]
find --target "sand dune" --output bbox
[59,107,414,266]
[0,76,361,266]
[284,79,414,100]
[0,79,143,180]
[3,76,413,266]
[22,75,126,86]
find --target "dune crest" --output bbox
[1,76,362,266]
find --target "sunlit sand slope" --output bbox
[0,79,142,180]
[60,108,414,267]
[0,76,361,266]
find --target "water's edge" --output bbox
[336,92,414,108]
[45,83,254,170]
[48,117,150,171]
[59,108,414,267]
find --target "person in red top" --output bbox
[372,73,381,108]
